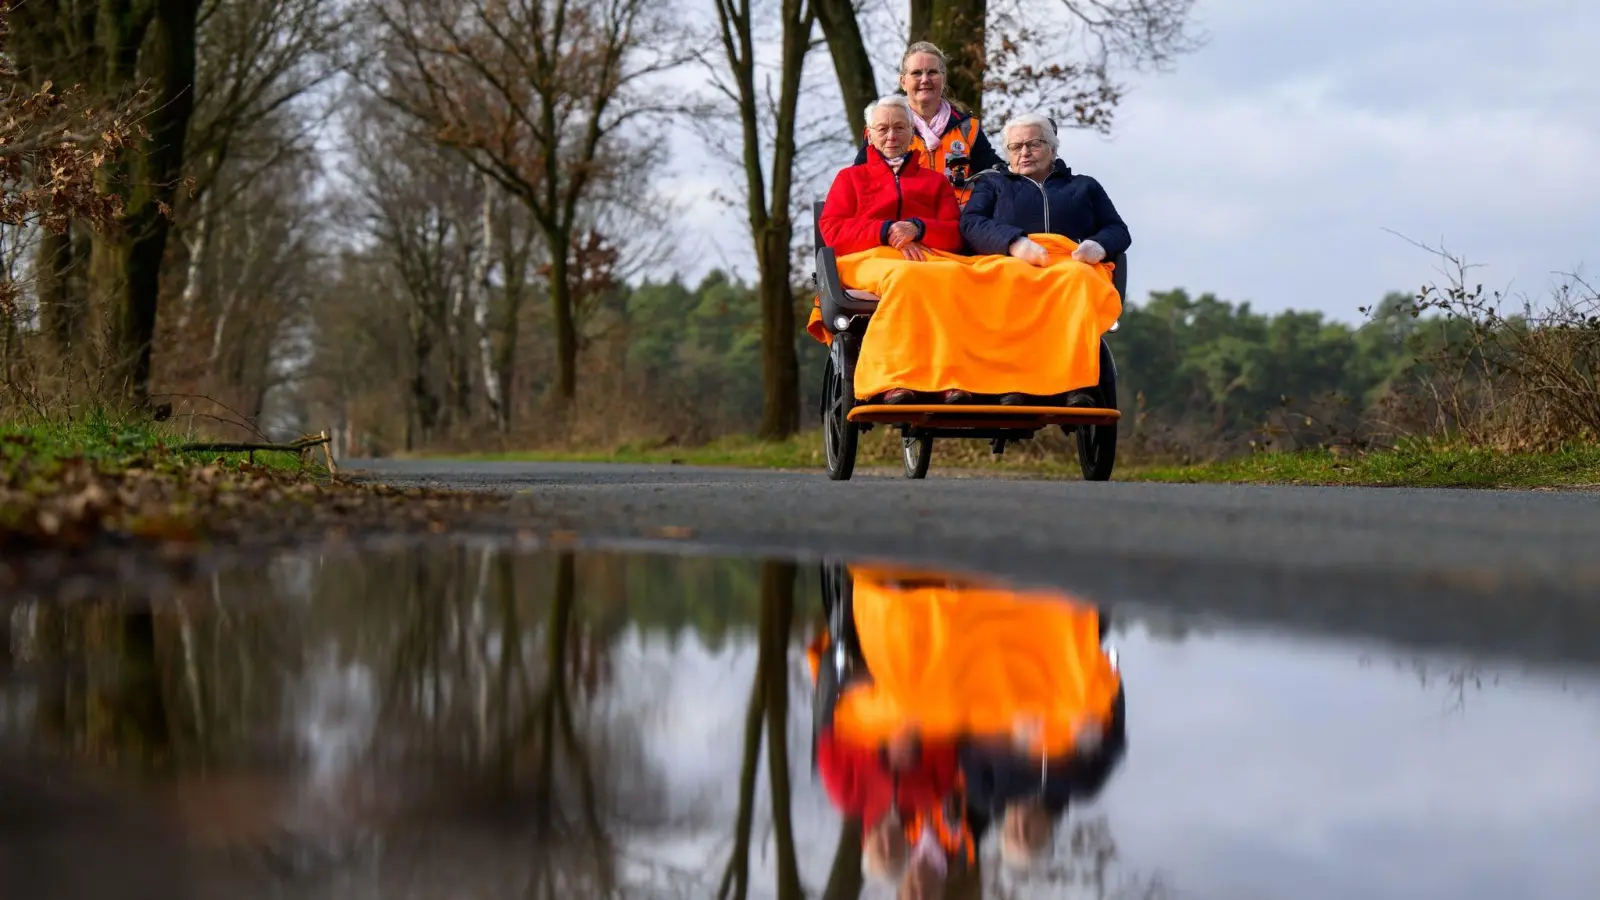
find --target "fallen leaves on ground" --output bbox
[0,451,504,556]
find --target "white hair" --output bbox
[1001,113,1059,151]
[864,93,914,127]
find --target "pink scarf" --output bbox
[911,100,952,156]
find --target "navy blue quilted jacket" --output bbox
[960,159,1130,258]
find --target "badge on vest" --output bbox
[950,140,966,155]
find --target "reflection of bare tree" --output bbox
[373,547,622,895]
[1359,654,1512,715]
[718,560,805,900]
[1,604,13,676]
[23,600,174,768]
[3,544,719,897]
[820,817,863,900]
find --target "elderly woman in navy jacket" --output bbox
[959,113,1130,267]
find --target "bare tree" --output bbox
[703,0,815,439]
[363,0,688,405]
[716,560,804,900]
[167,0,354,341]
[813,0,876,139]
[92,0,203,406]
[342,99,484,448]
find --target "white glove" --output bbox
[1071,239,1106,264]
[1009,237,1048,266]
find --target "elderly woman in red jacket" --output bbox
[820,94,964,260]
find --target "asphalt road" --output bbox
[347,459,1600,668]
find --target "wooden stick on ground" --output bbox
[320,429,337,474]
[174,434,332,454]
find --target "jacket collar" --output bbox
[1000,157,1072,182]
[867,145,923,176]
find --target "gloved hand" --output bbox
[1009,237,1048,266]
[1072,239,1106,264]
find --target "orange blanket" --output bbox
[806,235,1121,399]
[831,566,1121,758]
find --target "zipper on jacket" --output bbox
[1033,178,1049,232]
[895,171,903,220]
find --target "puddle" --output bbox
[2,543,1598,900]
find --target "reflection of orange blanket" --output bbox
[833,566,1120,758]
[808,235,1121,399]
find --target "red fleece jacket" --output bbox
[819,149,963,256]
[816,729,961,827]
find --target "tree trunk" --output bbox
[411,315,438,445]
[760,560,804,899]
[929,0,987,117]
[821,818,864,900]
[37,226,83,359]
[546,229,578,402]
[493,213,533,431]
[716,0,810,441]
[909,0,934,41]
[494,332,518,432]
[756,0,812,440]
[814,0,877,139]
[174,181,209,334]
[757,228,800,439]
[105,0,201,405]
[473,174,504,429]
[92,606,170,766]
[718,632,767,900]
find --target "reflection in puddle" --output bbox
[809,563,1126,898]
[2,544,1597,900]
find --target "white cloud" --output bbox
[663,0,1600,324]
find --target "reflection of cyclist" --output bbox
[814,725,961,835]
[811,564,1124,879]
[829,570,1120,759]
[962,686,1128,869]
[808,628,965,885]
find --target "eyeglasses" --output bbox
[1005,139,1049,154]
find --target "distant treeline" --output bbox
[605,270,1428,454]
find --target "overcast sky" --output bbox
[658,0,1600,325]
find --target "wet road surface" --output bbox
[4,545,1597,899]
[345,459,1600,668]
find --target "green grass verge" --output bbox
[436,432,1600,488]
[1133,442,1600,488]
[1,410,320,477]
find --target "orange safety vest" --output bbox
[860,114,984,207]
[915,115,982,207]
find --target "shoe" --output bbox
[999,393,1027,406]
[884,388,915,404]
[1065,391,1098,408]
[942,389,972,404]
